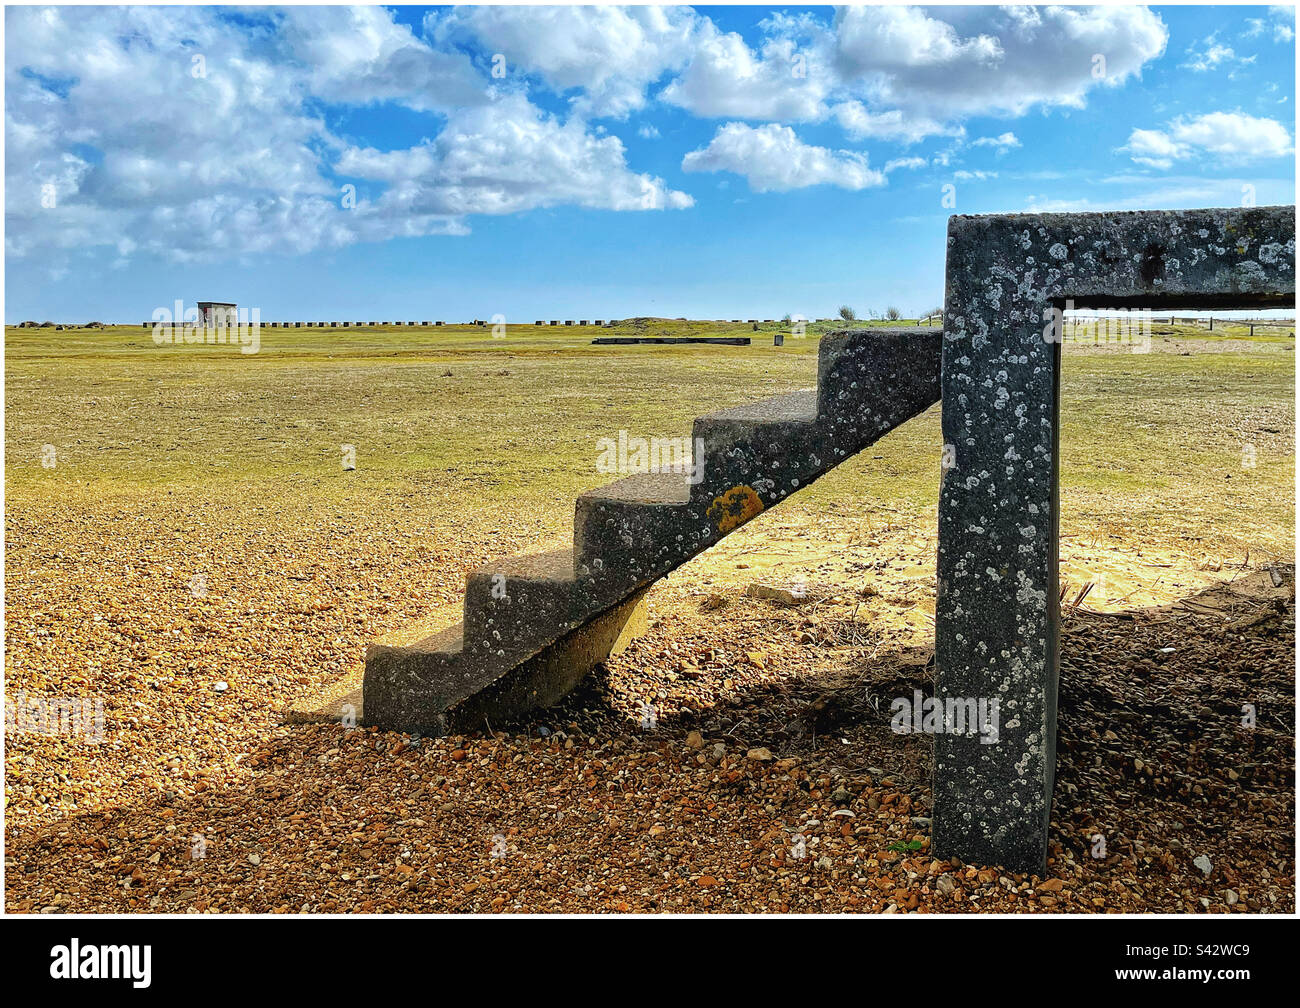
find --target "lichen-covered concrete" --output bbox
[934,206,1295,874]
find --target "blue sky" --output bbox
[5,4,1296,322]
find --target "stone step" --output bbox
[574,473,693,584]
[691,390,821,485]
[461,546,644,664]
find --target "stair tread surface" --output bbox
[699,388,817,425]
[374,622,464,656]
[471,547,575,582]
[579,471,692,504]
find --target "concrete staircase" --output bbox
[362,327,942,734]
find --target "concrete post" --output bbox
[935,206,1295,874]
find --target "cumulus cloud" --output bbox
[1247,8,1296,42]
[338,95,692,215]
[1180,33,1257,73]
[971,131,1021,150]
[658,5,1166,144]
[1181,39,1238,72]
[278,5,488,112]
[831,101,962,144]
[5,5,688,266]
[681,122,884,192]
[0,3,1223,273]
[830,5,1167,118]
[6,6,351,262]
[433,5,698,118]
[1122,111,1294,168]
[884,156,928,173]
[660,17,833,122]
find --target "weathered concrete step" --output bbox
[464,547,592,656]
[439,588,649,735]
[574,473,693,583]
[363,623,479,733]
[580,471,693,507]
[362,589,650,735]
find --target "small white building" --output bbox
[197,301,238,327]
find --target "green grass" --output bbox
[4,318,1293,564]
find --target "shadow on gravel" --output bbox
[5,568,1292,913]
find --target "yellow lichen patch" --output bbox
[707,484,764,533]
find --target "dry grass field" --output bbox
[4,318,1294,913]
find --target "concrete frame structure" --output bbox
[934,206,1295,874]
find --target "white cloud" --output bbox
[660,18,833,122]
[681,122,884,192]
[832,5,1168,118]
[434,5,698,118]
[1122,128,1185,170]
[1181,32,1258,74]
[831,102,962,144]
[5,5,688,267]
[971,131,1021,150]
[638,124,661,139]
[657,5,1165,146]
[884,156,927,173]
[278,6,487,112]
[833,5,1002,74]
[338,95,692,215]
[1182,39,1238,72]
[1269,6,1296,42]
[1123,111,1294,168]
[6,6,355,262]
[1244,10,1294,43]
[953,170,998,181]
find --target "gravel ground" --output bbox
[5,490,1292,913]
